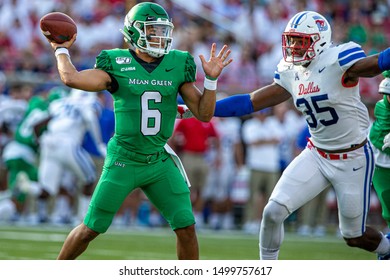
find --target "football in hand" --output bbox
[40,12,77,43]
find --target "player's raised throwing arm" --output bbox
[49,34,112,92]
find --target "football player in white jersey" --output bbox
[214,11,390,259]
[26,89,106,223]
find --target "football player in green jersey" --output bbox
[47,2,232,260]
[369,71,390,246]
[2,86,65,217]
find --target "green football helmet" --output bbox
[120,2,174,58]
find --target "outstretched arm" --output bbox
[214,83,290,117]
[346,48,390,81]
[214,94,254,117]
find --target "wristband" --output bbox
[55,47,70,58]
[205,75,217,81]
[378,48,390,71]
[204,77,218,91]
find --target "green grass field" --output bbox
[0,224,376,260]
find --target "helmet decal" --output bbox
[314,16,328,32]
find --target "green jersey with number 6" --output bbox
[95,48,196,154]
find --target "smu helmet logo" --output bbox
[313,16,328,32]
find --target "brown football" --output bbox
[40,12,77,43]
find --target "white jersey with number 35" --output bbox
[274,41,369,151]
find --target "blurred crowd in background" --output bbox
[0,0,389,235]
[1,0,389,100]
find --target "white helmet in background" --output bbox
[282,11,332,66]
[379,78,390,94]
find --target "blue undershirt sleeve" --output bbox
[378,48,390,71]
[214,94,254,117]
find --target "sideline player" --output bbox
[46,2,232,260]
[2,86,64,221]
[369,71,390,245]
[213,11,390,259]
[37,89,104,223]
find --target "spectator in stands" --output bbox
[241,108,283,234]
[204,93,244,230]
[171,117,220,228]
